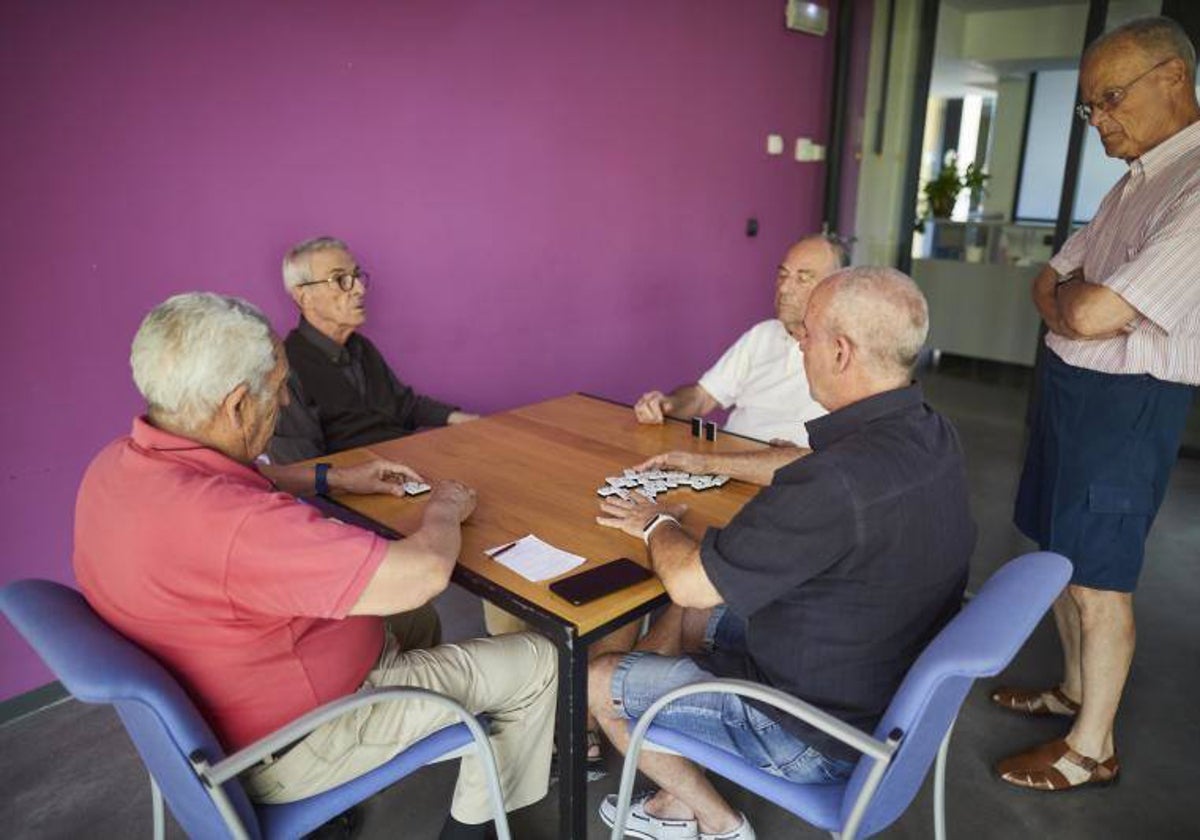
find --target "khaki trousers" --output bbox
[482,601,529,635]
[385,602,442,649]
[244,624,557,824]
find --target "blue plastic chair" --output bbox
[0,579,512,840]
[610,551,1072,840]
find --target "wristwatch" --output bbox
[314,462,332,496]
[642,513,680,545]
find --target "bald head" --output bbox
[775,234,850,333]
[1084,16,1196,86]
[799,267,928,409]
[1079,17,1199,161]
[824,267,928,378]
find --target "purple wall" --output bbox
[0,1,839,700]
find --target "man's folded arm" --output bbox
[1057,279,1140,337]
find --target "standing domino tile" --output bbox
[691,416,703,437]
[704,420,718,442]
[402,481,432,496]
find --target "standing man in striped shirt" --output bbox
[993,16,1200,791]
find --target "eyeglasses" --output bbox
[295,268,370,292]
[1075,58,1172,121]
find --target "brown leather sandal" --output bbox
[996,738,1119,791]
[991,685,1080,717]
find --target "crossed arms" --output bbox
[1033,266,1140,340]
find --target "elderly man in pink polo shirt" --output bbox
[73,292,555,840]
[993,17,1200,792]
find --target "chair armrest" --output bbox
[202,687,487,784]
[634,679,896,762]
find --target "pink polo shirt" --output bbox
[73,418,388,750]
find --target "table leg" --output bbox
[556,631,589,840]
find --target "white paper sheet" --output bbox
[484,534,586,582]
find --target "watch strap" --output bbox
[642,513,680,545]
[314,462,332,496]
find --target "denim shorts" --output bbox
[610,607,854,785]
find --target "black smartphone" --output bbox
[549,558,655,606]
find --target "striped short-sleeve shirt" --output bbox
[1046,119,1200,385]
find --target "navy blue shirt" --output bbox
[698,384,975,762]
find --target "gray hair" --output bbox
[282,236,350,292]
[130,292,277,432]
[822,266,929,380]
[1086,16,1197,84]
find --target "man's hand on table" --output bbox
[633,450,711,475]
[596,494,688,539]
[636,445,804,487]
[428,480,477,522]
[596,491,721,608]
[633,390,675,424]
[330,459,425,497]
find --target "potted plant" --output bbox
[918,151,990,225]
[923,151,964,220]
[962,159,990,209]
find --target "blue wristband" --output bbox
[314,462,332,496]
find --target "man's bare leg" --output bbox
[1065,585,1133,762]
[589,652,742,835]
[586,622,642,753]
[1051,590,1084,704]
[635,604,712,656]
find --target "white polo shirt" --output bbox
[698,319,826,446]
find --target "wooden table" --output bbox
[309,394,764,839]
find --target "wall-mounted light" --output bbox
[785,1,829,36]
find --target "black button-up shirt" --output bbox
[269,320,457,464]
[698,384,976,762]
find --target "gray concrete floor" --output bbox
[2,361,1198,839]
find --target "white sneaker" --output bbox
[599,791,699,840]
[699,813,756,840]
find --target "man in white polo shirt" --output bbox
[632,234,847,446]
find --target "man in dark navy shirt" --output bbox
[590,267,976,840]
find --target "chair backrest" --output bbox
[841,551,1071,836]
[1,579,261,839]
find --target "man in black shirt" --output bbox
[591,267,975,840]
[268,236,479,465]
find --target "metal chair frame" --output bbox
[609,551,1072,840]
[1,580,512,839]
